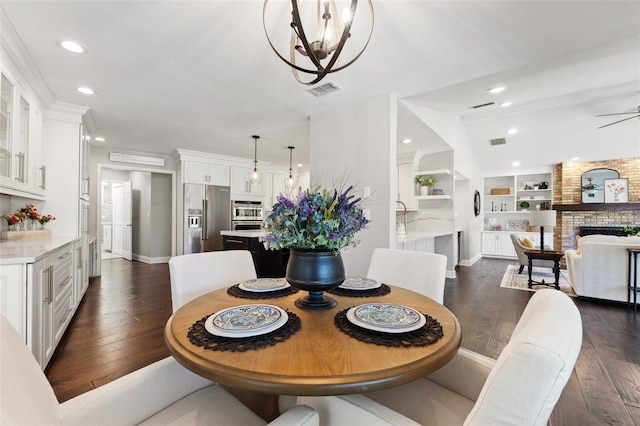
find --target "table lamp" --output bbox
[528,210,556,252]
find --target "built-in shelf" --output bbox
[414,169,451,177]
[415,195,451,200]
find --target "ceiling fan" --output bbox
[596,105,640,129]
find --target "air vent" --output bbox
[490,138,506,146]
[470,102,495,109]
[307,81,341,97]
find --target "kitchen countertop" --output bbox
[395,231,454,243]
[220,230,267,239]
[0,236,79,265]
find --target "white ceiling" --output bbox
[2,1,639,172]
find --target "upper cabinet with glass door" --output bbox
[0,73,14,183]
[0,70,46,198]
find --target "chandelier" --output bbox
[263,0,374,85]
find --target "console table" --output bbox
[524,249,564,290]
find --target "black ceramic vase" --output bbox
[285,248,345,310]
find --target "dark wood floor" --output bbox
[47,257,640,425]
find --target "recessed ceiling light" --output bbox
[60,40,85,54]
[400,138,412,144]
[500,101,512,107]
[571,157,579,161]
[512,161,520,167]
[296,163,303,167]
[507,128,518,135]
[94,137,106,142]
[77,87,95,95]
[488,86,506,94]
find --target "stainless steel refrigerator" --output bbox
[183,184,231,253]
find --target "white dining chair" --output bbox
[0,315,318,426]
[298,289,582,426]
[366,248,447,304]
[168,250,257,312]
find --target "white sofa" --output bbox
[565,234,640,302]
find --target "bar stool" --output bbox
[628,248,640,317]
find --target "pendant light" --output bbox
[284,146,297,191]
[249,135,263,185]
[263,0,374,85]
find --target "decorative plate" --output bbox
[488,217,498,226]
[205,304,288,338]
[346,304,426,333]
[339,277,381,290]
[238,278,290,293]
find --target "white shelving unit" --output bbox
[482,170,553,258]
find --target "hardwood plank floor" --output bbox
[47,257,640,425]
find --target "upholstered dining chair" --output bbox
[168,250,257,312]
[297,289,582,426]
[510,234,555,274]
[366,248,447,304]
[0,315,318,426]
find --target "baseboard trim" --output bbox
[132,254,170,264]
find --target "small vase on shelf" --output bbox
[420,186,430,196]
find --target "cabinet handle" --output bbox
[60,275,72,288]
[39,165,46,189]
[201,199,208,240]
[59,308,73,325]
[59,252,72,260]
[225,239,244,244]
[43,266,50,303]
[47,265,53,305]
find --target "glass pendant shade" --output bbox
[249,135,263,185]
[284,146,297,191]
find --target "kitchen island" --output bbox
[220,230,288,278]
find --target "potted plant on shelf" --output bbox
[416,175,437,196]
[519,201,530,211]
[263,185,369,309]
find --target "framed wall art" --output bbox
[604,178,628,203]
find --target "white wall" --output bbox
[401,102,483,265]
[309,94,396,276]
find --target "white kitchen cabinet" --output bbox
[0,264,26,338]
[0,68,48,198]
[79,125,90,201]
[397,163,415,209]
[183,161,229,186]
[230,166,263,196]
[29,255,54,367]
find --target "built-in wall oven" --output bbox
[231,200,264,230]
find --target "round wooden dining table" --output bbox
[165,284,461,420]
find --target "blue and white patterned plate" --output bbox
[339,277,381,290]
[238,278,290,292]
[347,304,426,333]
[205,304,288,338]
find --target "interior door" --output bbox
[121,181,133,261]
[112,184,123,256]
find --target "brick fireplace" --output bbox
[552,156,640,252]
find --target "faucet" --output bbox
[396,200,407,235]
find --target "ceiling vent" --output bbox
[470,101,495,109]
[490,138,507,146]
[307,81,341,97]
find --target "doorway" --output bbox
[96,164,176,276]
